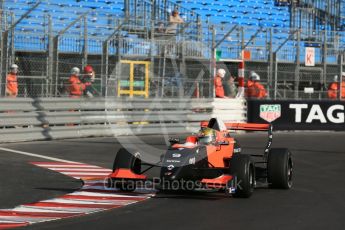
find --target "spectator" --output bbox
[166,10,184,35]
[6,64,19,97]
[83,65,97,98]
[328,74,345,99]
[68,67,85,98]
[214,68,228,98]
[246,71,267,99]
[224,75,237,98]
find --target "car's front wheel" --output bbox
[229,154,255,198]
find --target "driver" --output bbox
[198,127,216,145]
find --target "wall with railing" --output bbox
[0,97,247,143]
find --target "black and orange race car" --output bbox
[107,118,293,198]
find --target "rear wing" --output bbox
[200,121,272,132]
[224,123,271,131]
[200,121,273,158]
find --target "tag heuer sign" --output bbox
[260,104,281,122]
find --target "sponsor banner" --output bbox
[247,100,345,130]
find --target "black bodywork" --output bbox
[160,146,225,181]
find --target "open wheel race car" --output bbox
[107,118,293,198]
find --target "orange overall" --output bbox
[68,75,85,97]
[328,81,345,99]
[6,73,18,97]
[246,80,267,98]
[214,75,225,98]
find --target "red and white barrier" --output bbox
[236,61,245,98]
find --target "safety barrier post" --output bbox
[236,61,245,98]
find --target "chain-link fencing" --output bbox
[1,3,345,100]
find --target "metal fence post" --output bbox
[9,12,14,66]
[294,29,301,99]
[323,30,327,87]
[240,27,245,56]
[150,1,155,97]
[124,0,130,19]
[47,14,53,97]
[101,40,109,97]
[338,52,343,100]
[52,36,59,96]
[210,26,216,98]
[0,31,2,96]
[268,28,273,99]
[273,52,278,100]
[0,31,8,97]
[82,15,88,67]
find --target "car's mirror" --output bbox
[169,137,180,145]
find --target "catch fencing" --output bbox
[1,5,345,99]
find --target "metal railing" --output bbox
[0,97,246,143]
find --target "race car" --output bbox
[107,118,293,198]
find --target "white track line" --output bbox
[46,168,112,172]
[61,172,110,176]
[69,191,150,198]
[0,147,79,163]
[20,205,101,213]
[34,164,101,168]
[41,198,122,205]
[10,207,83,214]
[0,216,56,223]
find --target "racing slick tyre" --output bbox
[113,148,142,192]
[229,154,255,198]
[267,148,293,189]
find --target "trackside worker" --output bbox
[6,64,19,97]
[68,67,85,98]
[328,74,345,99]
[83,65,96,98]
[214,68,228,98]
[246,71,267,99]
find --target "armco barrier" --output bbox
[247,99,345,130]
[0,98,246,143]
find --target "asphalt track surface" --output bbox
[0,132,345,230]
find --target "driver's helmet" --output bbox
[198,127,216,144]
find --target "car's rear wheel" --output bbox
[229,154,255,198]
[112,148,142,192]
[267,148,293,189]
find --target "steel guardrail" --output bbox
[0,98,247,143]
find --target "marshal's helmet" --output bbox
[71,67,80,76]
[198,127,216,145]
[217,69,226,78]
[10,64,18,74]
[84,65,94,74]
[250,71,260,81]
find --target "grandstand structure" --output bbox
[0,0,344,99]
